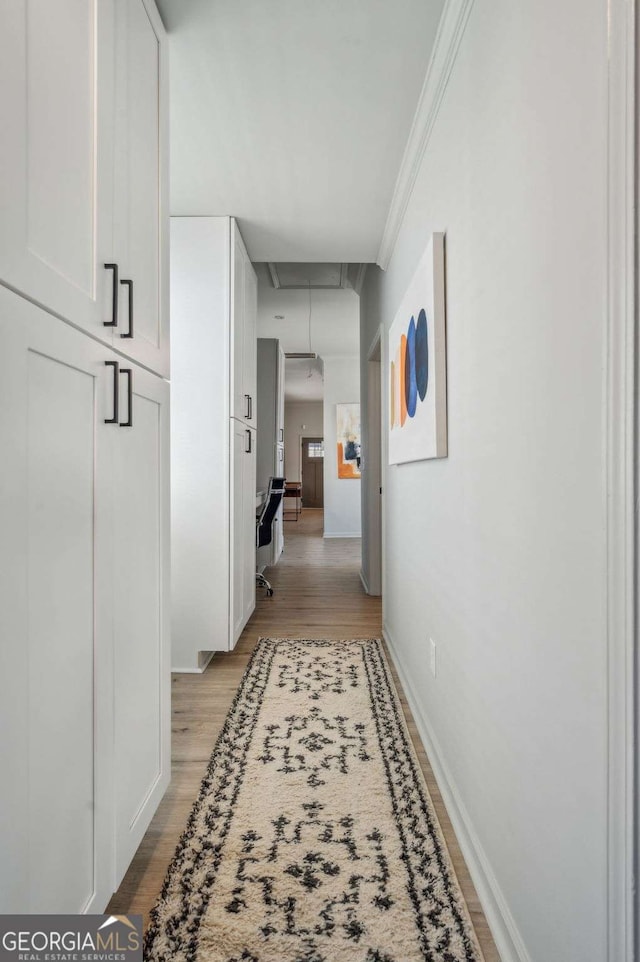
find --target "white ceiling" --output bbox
[283,358,325,402]
[155,0,445,262]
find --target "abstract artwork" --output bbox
[388,233,447,465]
[336,403,361,479]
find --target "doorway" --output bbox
[301,437,324,508]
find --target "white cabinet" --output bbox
[0,0,169,377]
[0,276,170,910]
[231,221,257,428]
[171,217,258,669]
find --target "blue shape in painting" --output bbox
[405,316,418,417]
[415,308,428,402]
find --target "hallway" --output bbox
[108,510,499,961]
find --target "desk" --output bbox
[283,481,302,521]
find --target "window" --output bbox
[307,441,324,458]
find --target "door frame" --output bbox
[607,0,637,959]
[363,328,383,596]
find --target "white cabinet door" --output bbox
[231,222,248,424]
[0,0,115,341]
[230,420,256,649]
[243,257,258,431]
[276,343,286,445]
[0,287,114,913]
[113,0,169,377]
[230,420,247,647]
[242,428,257,626]
[112,360,170,885]
[231,221,257,429]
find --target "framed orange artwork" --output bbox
[336,403,361,479]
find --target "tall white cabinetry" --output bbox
[257,338,286,567]
[171,217,258,671]
[0,0,170,913]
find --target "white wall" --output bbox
[284,401,324,482]
[360,2,609,961]
[323,357,361,538]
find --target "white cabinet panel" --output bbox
[231,224,247,423]
[112,362,170,884]
[0,288,113,913]
[276,343,285,444]
[27,351,96,912]
[231,222,257,428]
[242,428,257,626]
[113,0,169,376]
[230,421,256,648]
[231,420,247,645]
[243,256,258,430]
[0,0,115,340]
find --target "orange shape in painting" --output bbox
[337,442,360,479]
[390,361,396,428]
[399,334,407,427]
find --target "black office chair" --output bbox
[256,477,286,597]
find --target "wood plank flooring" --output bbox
[108,509,500,961]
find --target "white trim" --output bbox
[267,262,280,289]
[366,326,382,362]
[354,263,368,296]
[323,531,362,539]
[376,0,474,270]
[359,569,369,594]
[605,1,637,960]
[383,624,531,962]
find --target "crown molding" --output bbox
[376,0,475,271]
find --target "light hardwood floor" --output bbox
[108,509,500,961]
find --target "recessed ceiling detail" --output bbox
[268,263,348,290]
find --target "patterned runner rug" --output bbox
[145,638,484,962]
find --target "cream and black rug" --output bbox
[145,638,484,962]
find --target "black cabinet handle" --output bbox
[104,360,119,423]
[104,264,118,328]
[120,279,133,338]
[119,368,133,427]
[279,427,284,442]
[245,429,252,453]
[249,395,253,420]
[245,394,251,419]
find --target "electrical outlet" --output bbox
[429,638,437,678]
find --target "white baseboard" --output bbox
[382,623,532,962]
[323,531,362,539]
[172,650,215,674]
[359,569,370,594]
